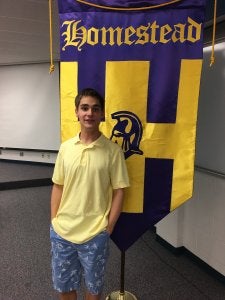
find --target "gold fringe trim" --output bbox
[76,0,182,11]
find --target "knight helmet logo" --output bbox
[110,111,143,159]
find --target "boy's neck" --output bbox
[79,130,101,145]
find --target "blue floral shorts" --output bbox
[50,226,110,295]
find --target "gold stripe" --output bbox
[105,61,150,212]
[60,62,79,142]
[170,59,202,210]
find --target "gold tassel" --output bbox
[210,0,217,67]
[49,0,55,74]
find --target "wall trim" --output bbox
[156,234,225,284]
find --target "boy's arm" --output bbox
[51,183,63,221]
[106,188,124,235]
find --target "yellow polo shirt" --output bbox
[52,133,129,244]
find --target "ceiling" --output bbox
[0,0,224,66]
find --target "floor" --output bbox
[1,160,225,300]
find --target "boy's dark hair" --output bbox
[75,88,105,110]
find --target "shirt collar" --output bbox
[74,134,80,144]
[74,133,105,147]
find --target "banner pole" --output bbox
[120,250,125,295]
[106,250,137,300]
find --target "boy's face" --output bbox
[75,96,104,132]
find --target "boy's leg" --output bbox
[78,230,110,299]
[85,291,101,300]
[50,226,82,296]
[60,290,77,300]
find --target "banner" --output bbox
[57,0,206,251]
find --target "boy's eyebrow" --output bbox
[80,104,101,107]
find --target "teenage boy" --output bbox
[50,88,129,300]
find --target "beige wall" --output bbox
[156,170,225,276]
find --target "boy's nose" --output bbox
[87,108,93,114]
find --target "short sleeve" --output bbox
[52,148,65,185]
[110,146,130,189]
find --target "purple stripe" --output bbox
[77,52,106,98]
[111,158,173,251]
[147,56,181,123]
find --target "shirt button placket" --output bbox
[80,148,87,166]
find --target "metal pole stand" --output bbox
[106,291,137,300]
[106,251,137,300]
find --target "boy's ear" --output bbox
[75,108,79,120]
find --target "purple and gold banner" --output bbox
[57,0,206,251]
